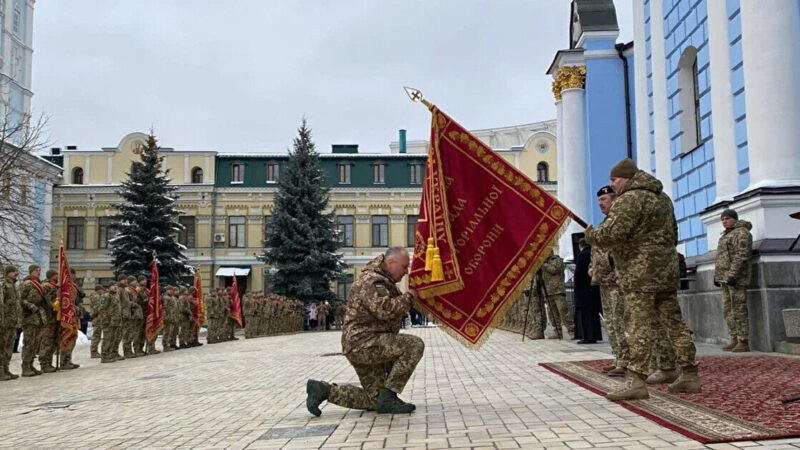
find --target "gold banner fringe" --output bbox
[412,216,572,350]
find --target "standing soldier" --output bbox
[540,251,573,339]
[125,275,144,357]
[141,276,160,355]
[591,186,628,376]
[115,275,134,358]
[19,265,46,376]
[40,269,60,373]
[88,284,105,358]
[585,158,700,400]
[134,275,150,355]
[177,288,191,348]
[105,281,125,362]
[525,280,547,340]
[59,270,83,371]
[161,286,177,352]
[1,266,21,380]
[714,209,753,352]
[243,292,254,338]
[205,289,218,344]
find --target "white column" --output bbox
[184,154,190,184]
[84,155,91,184]
[559,88,591,261]
[106,154,113,184]
[706,0,739,201]
[62,154,70,184]
[555,99,569,259]
[740,0,800,189]
[649,0,673,197]
[632,0,651,172]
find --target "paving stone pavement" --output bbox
[0,328,798,450]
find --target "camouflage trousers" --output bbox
[527,296,547,336]
[623,291,696,375]
[102,324,121,359]
[328,333,425,410]
[599,287,629,368]
[21,324,42,365]
[721,285,749,340]
[0,326,16,369]
[548,294,574,337]
[38,322,58,367]
[90,324,102,355]
[645,315,677,372]
[122,319,138,354]
[163,322,177,348]
[133,318,145,353]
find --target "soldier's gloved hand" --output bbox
[726,277,736,285]
[713,280,721,287]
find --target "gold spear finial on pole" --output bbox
[404,86,433,110]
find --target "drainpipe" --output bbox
[617,43,634,160]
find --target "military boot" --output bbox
[124,348,137,358]
[607,367,626,377]
[721,337,737,351]
[32,365,42,375]
[60,356,80,370]
[21,362,37,377]
[731,340,749,353]
[667,365,702,393]
[606,371,649,401]
[41,363,56,373]
[528,331,544,340]
[4,365,19,380]
[305,379,330,417]
[90,351,101,359]
[375,388,416,414]
[0,370,10,381]
[646,369,679,385]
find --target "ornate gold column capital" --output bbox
[551,65,586,100]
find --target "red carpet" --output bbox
[540,355,800,443]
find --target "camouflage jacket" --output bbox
[103,291,123,326]
[42,281,59,324]
[161,295,174,324]
[714,220,753,288]
[19,277,47,326]
[590,243,618,288]
[117,286,132,320]
[87,292,104,324]
[585,170,680,293]
[533,254,565,296]
[2,278,20,328]
[341,255,413,355]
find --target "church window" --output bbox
[72,167,84,184]
[537,162,549,182]
[678,46,702,153]
[191,167,203,184]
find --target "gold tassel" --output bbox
[431,247,444,281]
[425,237,435,271]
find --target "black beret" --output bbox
[597,185,614,197]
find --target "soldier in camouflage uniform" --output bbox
[39,269,60,373]
[243,293,254,338]
[59,270,83,370]
[161,286,177,351]
[306,248,423,416]
[19,265,46,376]
[1,266,21,380]
[134,276,151,355]
[539,252,573,339]
[525,281,547,339]
[585,159,700,401]
[101,282,123,363]
[714,209,753,352]
[87,284,105,358]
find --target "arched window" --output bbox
[72,167,84,184]
[678,46,702,153]
[191,167,203,184]
[537,162,549,182]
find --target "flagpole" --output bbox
[56,242,63,371]
[403,86,591,231]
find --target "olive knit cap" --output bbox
[28,264,40,274]
[610,158,638,179]
[721,209,738,220]
[46,269,58,279]
[5,265,17,275]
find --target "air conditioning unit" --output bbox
[213,233,226,243]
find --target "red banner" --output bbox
[193,270,205,331]
[57,246,79,350]
[409,105,571,347]
[229,276,243,327]
[145,255,163,341]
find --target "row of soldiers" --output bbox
[240,292,305,338]
[0,265,85,379]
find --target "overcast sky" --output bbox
[33,1,632,154]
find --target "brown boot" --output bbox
[606,371,649,401]
[0,371,10,381]
[40,364,57,373]
[722,338,737,351]
[4,365,18,380]
[21,362,37,377]
[607,367,626,377]
[60,357,80,370]
[646,369,679,385]
[90,352,101,359]
[668,365,702,393]
[600,365,616,373]
[731,339,749,352]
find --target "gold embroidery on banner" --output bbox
[464,322,479,337]
[423,296,463,321]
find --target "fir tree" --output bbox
[260,119,344,302]
[109,134,191,285]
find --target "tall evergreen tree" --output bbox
[109,134,191,285]
[260,119,344,302]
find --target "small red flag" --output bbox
[57,246,79,350]
[145,254,164,341]
[229,276,243,327]
[193,270,205,331]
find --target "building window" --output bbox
[537,162,549,182]
[338,163,351,184]
[229,216,246,248]
[263,215,274,243]
[336,215,354,247]
[67,217,85,250]
[12,5,19,34]
[231,163,244,184]
[337,274,354,301]
[373,163,385,184]
[409,163,423,184]
[97,217,112,249]
[406,215,418,247]
[678,46,702,153]
[191,167,203,184]
[178,216,196,248]
[267,163,279,183]
[372,215,388,247]
[72,167,84,184]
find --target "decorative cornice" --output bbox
[552,66,586,100]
